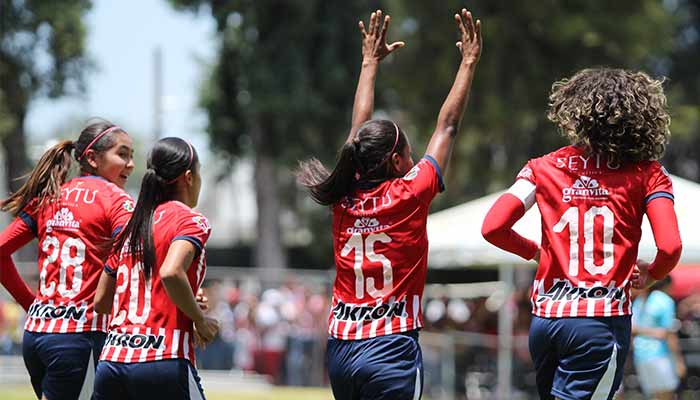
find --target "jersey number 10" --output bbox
[342,233,393,299]
[553,205,614,277]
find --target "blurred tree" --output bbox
[169,0,374,269]
[663,0,700,180]
[382,0,677,206]
[171,1,696,267]
[0,0,92,193]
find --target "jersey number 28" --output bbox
[40,236,85,299]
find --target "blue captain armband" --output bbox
[104,265,117,278]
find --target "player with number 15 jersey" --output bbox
[297,8,481,400]
[482,68,682,400]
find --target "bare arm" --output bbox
[160,240,219,344]
[347,9,404,143]
[668,331,687,378]
[425,9,482,174]
[94,270,116,314]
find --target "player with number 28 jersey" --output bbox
[22,175,134,334]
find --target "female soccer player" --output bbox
[481,69,683,400]
[0,120,135,399]
[297,9,481,399]
[92,137,218,400]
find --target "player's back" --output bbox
[24,175,134,334]
[329,157,443,340]
[101,200,210,364]
[520,145,673,317]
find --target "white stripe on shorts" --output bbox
[591,344,618,400]
[188,365,205,400]
[413,367,422,400]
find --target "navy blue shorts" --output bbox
[529,315,631,400]
[92,359,205,400]
[22,330,106,400]
[326,330,423,400]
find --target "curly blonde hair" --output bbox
[547,68,670,165]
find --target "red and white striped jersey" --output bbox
[329,157,444,340]
[21,176,134,334]
[512,145,673,318]
[100,201,210,364]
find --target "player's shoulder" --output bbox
[161,201,211,233]
[648,290,674,308]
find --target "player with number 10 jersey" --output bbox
[482,68,682,400]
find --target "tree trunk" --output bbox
[1,114,28,194]
[252,122,287,273]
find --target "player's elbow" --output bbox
[481,219,502,244]
[93,296,112,315]
[659,241,683,265]
[159,266,180,284]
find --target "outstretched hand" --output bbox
[359,9,405,63]
[455,9,482,65]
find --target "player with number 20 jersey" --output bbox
[99,200,210,364]
[482,68,682,400]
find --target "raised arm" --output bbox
[346,9,405,143]
[425,9,482,174]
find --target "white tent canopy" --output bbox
[427,174,700,268]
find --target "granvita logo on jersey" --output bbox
[346,217,389,234]
[46,208,80,232]
[562,176,609,203]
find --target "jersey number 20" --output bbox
[553,206,614,277]
[342,233,393,299]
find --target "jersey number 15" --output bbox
[342,233,393,299]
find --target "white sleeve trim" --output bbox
[507,179,536,211]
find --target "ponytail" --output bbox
[114,137,197,279]
[297,142,358,206]
[114,169,169,279]
[1,140,75,216]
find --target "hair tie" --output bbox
[185,140,194,170]
[389,122,400,156]
[77,126,120,161]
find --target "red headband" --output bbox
[78,126,120,161]
[389,122,400,155]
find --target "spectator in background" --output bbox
[632,276,686,400]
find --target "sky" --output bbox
[25,0,216,161]
[22,0,257,244]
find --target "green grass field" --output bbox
[0,384,333,400]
